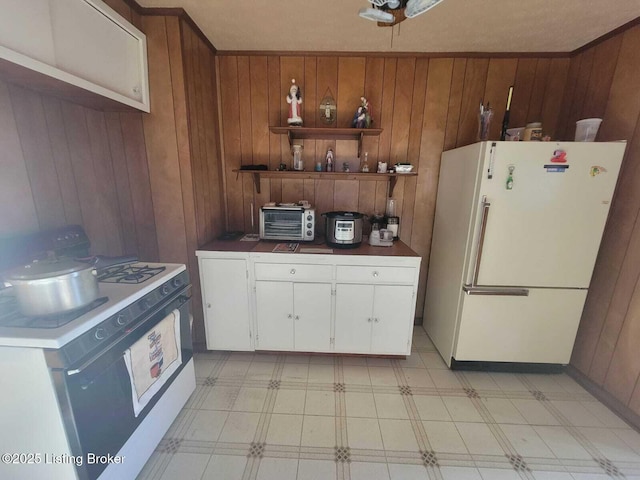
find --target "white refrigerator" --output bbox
[424,141,626,366]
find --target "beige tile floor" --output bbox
[137,327,640,480]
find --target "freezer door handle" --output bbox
[463,285,530,296]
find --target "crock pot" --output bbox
[324,211,363,248]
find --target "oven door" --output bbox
[52,287,192,480]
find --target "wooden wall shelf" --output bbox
[233,169,416,196]
[269,126,383,158]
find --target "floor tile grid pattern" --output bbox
[137,329,640,480]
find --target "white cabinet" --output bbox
[334,284,373,353]
[254,262,332,352]
[0,0,56,65]
[370,285,415,353]
[0,0,149,112]
[335,284,414,355]
[335,264,418,355]
[294,283,332,351]
[255,281,293,350]
[50,0,145,102]
[196,246,421,355]
[198,255,253,351]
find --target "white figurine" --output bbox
[287,79,303,126]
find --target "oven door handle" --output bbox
[66,292,191,377]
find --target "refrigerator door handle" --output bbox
[463,285,530,296]
[471,196,491,287]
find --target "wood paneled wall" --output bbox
[218,54,571,314]
[0,1,224,345]
[0,79,159,260]
[567,24,640,421]
[4,0,638,378]
[140,14,224,343]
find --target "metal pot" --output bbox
[4,259,99,316]
[324,211,364,248]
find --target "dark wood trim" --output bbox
[121,0,217,54]
[217,50,570,59]
[566,365,640,431]
[571,15,640,56]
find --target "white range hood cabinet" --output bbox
[0,0,149,112]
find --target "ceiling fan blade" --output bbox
[405,0,443,18]
[367,0,388,6]
[358,7,394,22]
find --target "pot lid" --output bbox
[324,211,364,219]
[5,259,92,281]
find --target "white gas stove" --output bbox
[0,226,195,480]
[0,262,186,349]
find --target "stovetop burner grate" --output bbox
[0,296,109,329]
[97,264,166,284]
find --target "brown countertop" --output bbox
[198,237,419,257]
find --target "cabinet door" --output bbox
[294,283,332,352]
[455,288,587,363]
[255,281,294,350]
[0,0,56,64]
[49,0,144,101]
[201,258,252,351]
[371,285,414,354]
[334,284,373,353]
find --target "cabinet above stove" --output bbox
[0,0,149,112]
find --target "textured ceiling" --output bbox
[135,0,640,53]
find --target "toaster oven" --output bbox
[260,205,315,241]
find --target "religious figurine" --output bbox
[325,148,334,172]
[352,96,372,128]
[287,79,303,126]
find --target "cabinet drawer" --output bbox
[254,263,332,281]
[336,266,416,284]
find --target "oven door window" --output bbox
[62,295,192,480]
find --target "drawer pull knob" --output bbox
[295,315,300,320]
[288,314,293,319]
[367,317,372,322]
[290,268,296,274]
[372,271,379,277]
[374,318,379,323]
[207,303,211,308]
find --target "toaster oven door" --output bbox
[260,209,303,240]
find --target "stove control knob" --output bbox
[94,328,106,341]
[161,284,170,296]
[115,314,126,326]
[172,278,183,288]
[139,299,151,311]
